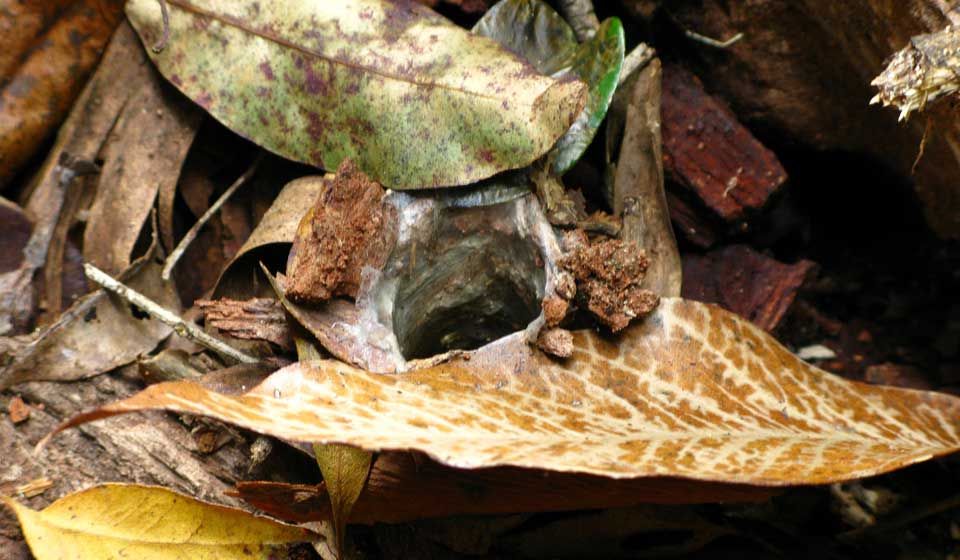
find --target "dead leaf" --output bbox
[213,176,323,299]
[82,71,200,274]
[0,198,34,335]
[5,23,151,325]
[234,451,775,524]
[313,444,372,555]
[53,298,960,485]
[609,58,682,298]
[124,0,586,189]
[2,483,314,559]
[0,241,179,390]
[0,0,124,187]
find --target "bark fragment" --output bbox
[197,297,293,350]
[285,160,395,303]
[661,65,787,222]
[681,245,817,332]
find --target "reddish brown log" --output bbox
[682,245,817,332]
[661,64,788,222]
[666,191,720,249]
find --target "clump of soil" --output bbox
[560,236,659,332]
[284,159,395,303]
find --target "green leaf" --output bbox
[473,1,624,175]
[3,484,313,559]
[550,17,625,174]
[125,0,586,189]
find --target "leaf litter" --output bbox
[2,0,960,557]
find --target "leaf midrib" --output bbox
[164,0,540,103]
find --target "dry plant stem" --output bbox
[84,263,259,364]
[152,0,170,52]
[618,43,656,87]
[684,28,744,49]
[161,154,262,281]
[556,0,599,42]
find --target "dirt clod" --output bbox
[560,237,659,332]
[542,296,569,327]
[285,159,395,303]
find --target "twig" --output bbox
[162,154,262,280]
[556,0,599,42]
[684,28,744,49]
[152,0,170,53]
[618,43,656,87]
[84,263,259,364]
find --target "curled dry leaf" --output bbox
[2,483,313,560]
[54,299,960,485]
[0,198,34,335]
[125,0,586,189]
[0,0,124,187]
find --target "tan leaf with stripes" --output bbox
[53,298,960,485]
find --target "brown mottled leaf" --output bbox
[2,483,313,559]
[54,298,960,485]
[125,0,586,189]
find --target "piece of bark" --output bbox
[197,297,293,350]
[663,0,960,238]
[234,452,776,525]
[665,190,720,249]
[660,64,787,222]
[681,244,817,332]
[285,159,395,304]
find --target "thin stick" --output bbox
[618,43,656,87]
[684,29,744,49]
[84,263,259,364]
[152,0,170,53]
[162,154,262,281]
[556,0,599,42]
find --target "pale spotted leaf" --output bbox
[52,299,960,485]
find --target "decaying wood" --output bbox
[0,372,254,559]
[665,191,720,249]
[681,244,817,332]
[285,160,395,304]
[663,0,960,238]
[660,64,787,222]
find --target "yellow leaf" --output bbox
[313,443,372,555]
[2,484,313,559]
[296,337,373,556]
[54,298,960,486]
